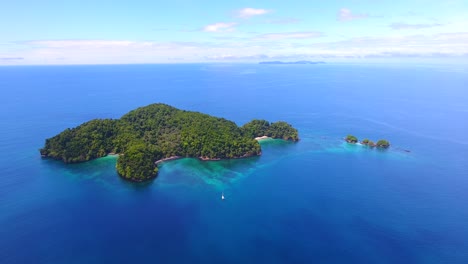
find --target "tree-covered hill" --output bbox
[241,119,299,141]
[40,103,299,182]
[40,119,118,163]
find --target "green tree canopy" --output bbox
[41,103,298,182]
[241,120,299,141]
[241,119,270,138]
[40,119,118,163]
[346,135,358,143]
[376,139,390,148]
[115,143,159,182]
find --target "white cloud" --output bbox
[300,32,468,57]
[265,18,301,24]
[256,31,322,40]
[0,57,23,60]
[203,22,237,32]
[3,32,468,65]
[236,8,271,18]
[29,40,138,48]
[337,8,368,21]
[390,22,443,30]
[205,54,269,60]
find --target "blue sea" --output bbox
[0,63,467,263]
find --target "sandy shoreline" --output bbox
[254,136,271,140]
[155,153,261,165]
[155,156,182,165]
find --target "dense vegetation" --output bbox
[361,138,376,147]
[345,135,358,143]
[115,143,159,181]
[40,104,298,182]
[376,139,390,148]
[241,119,299,141]
[40,119,118,163]
[345,135,390,149]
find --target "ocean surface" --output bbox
[0,63,467,263]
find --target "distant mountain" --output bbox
[259,61,326,65]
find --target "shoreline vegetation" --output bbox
[40,103,299,182]
[155,135,283,165]
[345,134,390,149]
[154,135,281,165]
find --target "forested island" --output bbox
[345,135,390,149]
[40,104,299,182]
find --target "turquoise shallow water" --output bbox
[0,63,467,263]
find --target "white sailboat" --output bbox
[221,192,225,200]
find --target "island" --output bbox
[40,103,299,182]
[345,135,390,149]
[259,61,325,65]
[242,119,299,141]
[345,134,358,143]
[361,138,376,147]
[376,139,390,148]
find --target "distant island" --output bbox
[259,61,326,65]
[345,134,390,148]
[40,104,299,182]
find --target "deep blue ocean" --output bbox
[0,63,467,263]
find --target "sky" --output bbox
[1,0,468,64]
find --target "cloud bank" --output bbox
[390,22,443,30]
[0,57,24,60]
[3,31,465,65]
[256,31,322,40]
[203,22,237,32]
[338,8,368,21]
[236,8,271,18]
